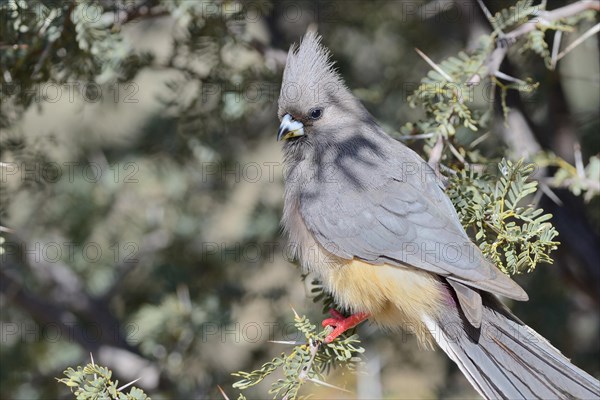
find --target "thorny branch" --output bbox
[470,0,600,83]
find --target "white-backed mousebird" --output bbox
[276,32,600,399]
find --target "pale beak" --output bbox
[277,114,305,141]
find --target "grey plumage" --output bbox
[277,31,600,399]
[280,33,526,304]
[431,292,600,399]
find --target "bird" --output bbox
[276,31,600,399]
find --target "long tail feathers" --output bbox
[424,294,600,399]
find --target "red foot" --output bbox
[321,309,369,343]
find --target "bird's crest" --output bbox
[280,32,345,106]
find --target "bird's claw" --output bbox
[321,309,369,343]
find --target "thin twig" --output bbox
[396,132,435,141]
[447,140,467,165]
[550,30,563,70]
[540,182,564,207]
[297,339,320,381]
[290,305,299,319]
[0,225,15,233]
[217,385,231,400]
[494,70,528,85]
[556,22,600,62]
[306,377,352,393]
[90,353,97,380]
[428,135,444,168]
[470,131,491,148]
[539,183,563,206]
[268,340,305,345]
[117,377,141,392]
[476,0,500,34]
[574,143,585,179]
[415,48,454,82]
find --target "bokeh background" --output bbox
[1,0,599,398]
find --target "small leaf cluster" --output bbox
[447,159,559,275]
[521,9,597,68]
[1,0,265,130]
[535,152,600,202]
[57,363,149,400]
[403,1,597,146]
[405,37,494,144]
[232,313,364,400]
[489,0,538,33]
[1,0,152,113]
[401,1,599,276]
[491,0,596,69]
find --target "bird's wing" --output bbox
[300,174,528,301]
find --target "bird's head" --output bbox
[276,32,368,147]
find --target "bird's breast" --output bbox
[282,194,445,347]
[323,258,445,347]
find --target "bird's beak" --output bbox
[277,114,305,141]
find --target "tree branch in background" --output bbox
[470,0,600,83]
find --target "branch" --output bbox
[0,231,151,351]
[555,22,600,62]
[0,267,163,390]
[475,0,599,80]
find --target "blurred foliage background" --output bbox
[1,0,599,398]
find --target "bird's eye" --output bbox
[309,107,323,120]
